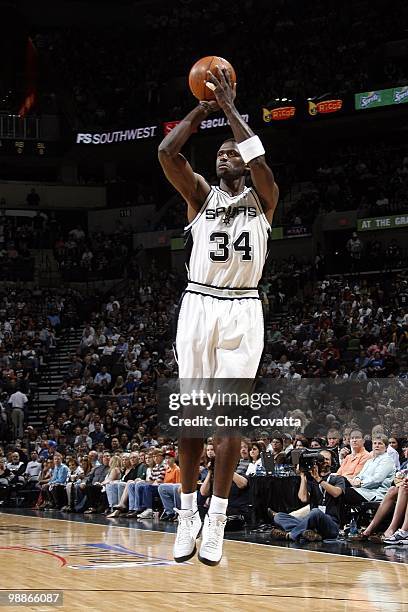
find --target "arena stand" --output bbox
[0,0,407,542]
[32,0,408,127]
[0,249,407,540]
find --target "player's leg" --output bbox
[173,437,205,562]
[197,433,241,566]
[173,293,213,562]
[178,437,205,496]
[199,298,264,566]
[212,435,241,499]
[383,486,408,542]
[362,486,398,537]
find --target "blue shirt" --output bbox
[49,463,69,484]
[354,453,395,501]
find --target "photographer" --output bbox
[271,449,345,542]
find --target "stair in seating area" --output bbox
[29,328,83,427]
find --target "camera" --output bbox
[298,450,326,472]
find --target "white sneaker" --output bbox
[384,529,408,544]
[137,508,153,519]
[198,513,227,566]
[173,509,202,563]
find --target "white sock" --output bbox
[180,491,197,512]
[208,495,228,516]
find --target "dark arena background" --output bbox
[0,0,407,610]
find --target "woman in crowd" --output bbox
[198,443,215,483]
[294,436,308,449]
[310,438,325,449]
[388,436,402,469]
[62,457,84,512]
[246,442,264,477]
[344,434,395,507]
[0,457,11,504]
[106,453,132,512]
[270,436,287,464]
[107,451,148,518]
[103,414,120,439]
[124,451,155,517]
[36,458,54,509]
[84,455,122,514]
[111,376,125,396]
[102,338,116,355]
[353,441,408,542]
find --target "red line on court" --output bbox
[0,546,67,567]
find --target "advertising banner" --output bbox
[284,225,312,238]
[307,99,343,116]
[163,120,181,135]
[262,106,296,122]
[357,214,408,231]
[76,126,157,145]
[199,113,249,130]
[355,86,408,110]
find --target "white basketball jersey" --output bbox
[184,186,271,290]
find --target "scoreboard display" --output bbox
[0,140,50,155]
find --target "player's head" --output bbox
[216,138,248,180]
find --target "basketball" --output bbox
[188,56,236,101]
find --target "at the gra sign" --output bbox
[200,114,249,130]
[76,126,157,144]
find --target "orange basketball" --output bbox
[188,56,236,101]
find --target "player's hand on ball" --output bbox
[199,100,220,113]
[206,65,237,110]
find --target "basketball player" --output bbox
[158,66,279,565]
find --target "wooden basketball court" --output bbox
[0,512,407,611]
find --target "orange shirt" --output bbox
[163,464,181,484]
[337,449,371,479]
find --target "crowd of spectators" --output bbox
[53,227,135,281]
[154,142,408,236]
[33,0,408,128]
[284,143,408,229]
[0,211,42,281]
[0,285,84,441]
[0,259,406,544]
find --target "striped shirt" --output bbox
[149,461,166,483]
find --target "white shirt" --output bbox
[9,391,28,408]
[246,459,263,476]
[387,445,400,470]
[25,460,42,479]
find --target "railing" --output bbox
[0,114,40,139]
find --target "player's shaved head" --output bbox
[220,137,237,148]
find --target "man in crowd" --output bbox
[45,453,70,509]
[24,450,42,487]
[343,434,395,506]
[272,449,345,542]
[337,429,371,482]
[6,451,26,486]
[80,451,110,513]
[158,450,181,521]
[134,448,167,519]
[8,388,28,439]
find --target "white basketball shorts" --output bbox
[175,288,264,378]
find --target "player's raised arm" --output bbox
[158,104,217,217]
[206,67,279,224]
